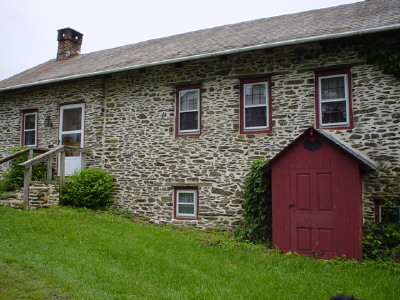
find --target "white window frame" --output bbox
[175,188,198,219]
[178,88,200,135]
[318,74,350,128]
[242,81,270,132]
[22,111,38,146]
[378,205,400,223]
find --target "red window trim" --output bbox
[240,77,272,134]
[175,85,202,137]
[21,109,38,147]
[173,186,199,220]
[315,69,353,130]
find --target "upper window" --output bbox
[315,71,352,129]
[174,187,198,220]
[21,110,38,146]
[240,78,272,134]
[176,86,201,137]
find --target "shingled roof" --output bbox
[1,0,399,91]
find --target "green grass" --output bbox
[0,206,399,300]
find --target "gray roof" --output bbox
[1,0,399,91]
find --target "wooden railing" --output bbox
[0,146,89,210]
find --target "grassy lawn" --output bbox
[0,206,399,300]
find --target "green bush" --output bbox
[0,146,47,192]
[363,199,400,262]
[363,222,400,262]
[60,168,115,209]
[236,158,272,244]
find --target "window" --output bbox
[174,187,198,219]
[240,78,272,134]
[21,110,38,146]
[315,71,352,129]
[176,86,201,137]
[376,204,400,223]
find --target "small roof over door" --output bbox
[262,127,378,173]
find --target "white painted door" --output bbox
[59,104,85,176]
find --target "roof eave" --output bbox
[262,127,378,173]
[1,23,399,93]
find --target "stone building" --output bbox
[0,0,399,258]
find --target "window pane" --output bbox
[179,193,194,203]
[245,84,266,106]
[180,111,198,131]
[321,77,345,100]
[321,101,347,124]
[245,106,267,128]
[62,108,82,131]
[178,204,194,215]
[24,131,35,146]
[381,205,400,223]
[180,90,198,111]
[24,114,36,130]
[62,133,81,156]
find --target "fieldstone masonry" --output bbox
[0,37,399,229]
[0,182,59,209]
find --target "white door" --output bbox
[59,104,85,176]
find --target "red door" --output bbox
[267,129,365,261]
[290,169,338,259]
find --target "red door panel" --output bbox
[317,173,332,210]
[296,173,311,210]
[297,228,311,252]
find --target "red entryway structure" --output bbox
[263,128,376,261]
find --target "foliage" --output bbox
[361,32,400,78]
[0,146,47,192]
[60,168,115,209]
[363,200,400,262]
[236,158,272,244]
[363,222,400,262]
[1,206,399,299]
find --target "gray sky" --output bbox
[0,0,360,81]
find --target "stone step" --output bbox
[0,182,60,209]
[0,199,23,209]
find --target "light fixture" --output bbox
[44,114,53,127]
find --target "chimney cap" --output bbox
[57,28,83,45]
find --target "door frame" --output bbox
[59,103,85,175]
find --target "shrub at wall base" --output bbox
[236,158,272,244]
[60,168,115,209]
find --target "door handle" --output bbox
[289,203,295,208]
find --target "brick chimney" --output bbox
[57,28,83,60]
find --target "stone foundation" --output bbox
[0,182,59,209]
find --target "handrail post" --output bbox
[28,148,33,179]
[23,167,31,210]
[59,151,65,204]
[47,154,53,182]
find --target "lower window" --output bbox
[174,187,198,220]
[376,204,400,223]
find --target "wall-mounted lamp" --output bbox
[44,114,53,127]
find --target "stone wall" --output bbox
[0,182,59,209]
[0,36,399,229]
